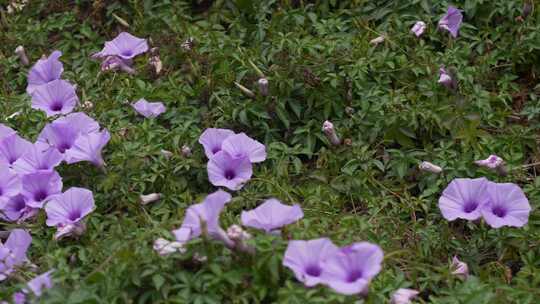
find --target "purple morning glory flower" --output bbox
[207,151,252,191]
[64,130,110,167]
[438,177,489,221]
[411,21,426,37]
[36,112,100,155]
[391,288,419,304]
[21,170,62,209]
[283,238,340,287]
[93,32,149,60]
[12,144,63,174]
[199,128,235,159]
[438,67,455,90]
[45,187,95,239]
[26,50,63,95]
[0,194,38,222]
[132,99,166,118]
[438,6,463,38]
[320,242,384,295]
[26,269,54,297]
[30,79,78,117]
[172,190,231,243]
[0,164,21,201]
[12,292,26,304]
[241,199,304,233]
[0,124,16,141]
[221,133,267,163]
[481,182,531,228]
[0,134,33,166]
[0,229,32,281]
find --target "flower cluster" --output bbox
[92,32,149,74]
[199,128,266,190]
[439,177,531,228]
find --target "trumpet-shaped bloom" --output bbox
[199,128,235,159]
[320,242,384,295]
[12,144,63,174]
[0,194,38,222]
[26,50,63,94]
[0,134,32,166]
[411,21,426,37]
[172,190,231,242]
[0,124,16,141]
[26,270,55,297]
[132,99,166,118]
[36,112,99,155]
[221,133,266,163]
[45,187,95,226]
[283,238,339,287]
[21,171,62,208]
[241,199,303,233]
[65,130,110,167]
[30,79,78,117]
[93,32,148,60]
[481,182,531,228]
[0,164,21,201]
[439,177,489,221]
[438,6,463,38]
[0,229,32,281]
[207,151,252,191]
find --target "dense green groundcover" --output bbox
[1,0,540,303]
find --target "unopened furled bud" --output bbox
[451,256,469,279]
[391,288,420,304]
[419,161,443,174]
[153,238,186,256]
[140,193,161,205]
[181,37,195,51]
[258,78,269,96]
[370,35,385,45]
[322,120,341,146]
[14,45,29,65]
[160,149,173,158]
[149,55,162,75]
[438,66,457,91]
[82,100,94,110]
[411,21,426,37]
[474,155,507,176]
[234,82,256,99]
[181,145,192,157]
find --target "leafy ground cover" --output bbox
[1,0,540,303]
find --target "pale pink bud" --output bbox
[370,36,385,45]
[411,21,426,37]
[140,193,161,205]
[149,55,162,75]
[322,120,341,146]
[258,78,269,96]
[225,225,254,254]
[474,155,504,169]
[160,149,173,158]
[419,161,443,173]
[14,45,29,65]
[82,100,94,110]
[451,256,469,279]
[181,145,192,157]
[391,288,420,304]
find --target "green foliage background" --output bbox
[1,0,539,303]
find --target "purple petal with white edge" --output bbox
[221,132,267,163]
[45,187,95,227]
[207,151,252,191]
[438,177,489,221]
[21,170,63,208]
[30,79,78,117]
[64,130,110,167]
[199,128,236,159]
[132,99,166,118]
[481,182,531,228]
[12,144,63,174]
[0,134,33,166]
[283,238,340,287]
[95,32,149,60]
[241,198,303,232]
[26,50,63,94]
